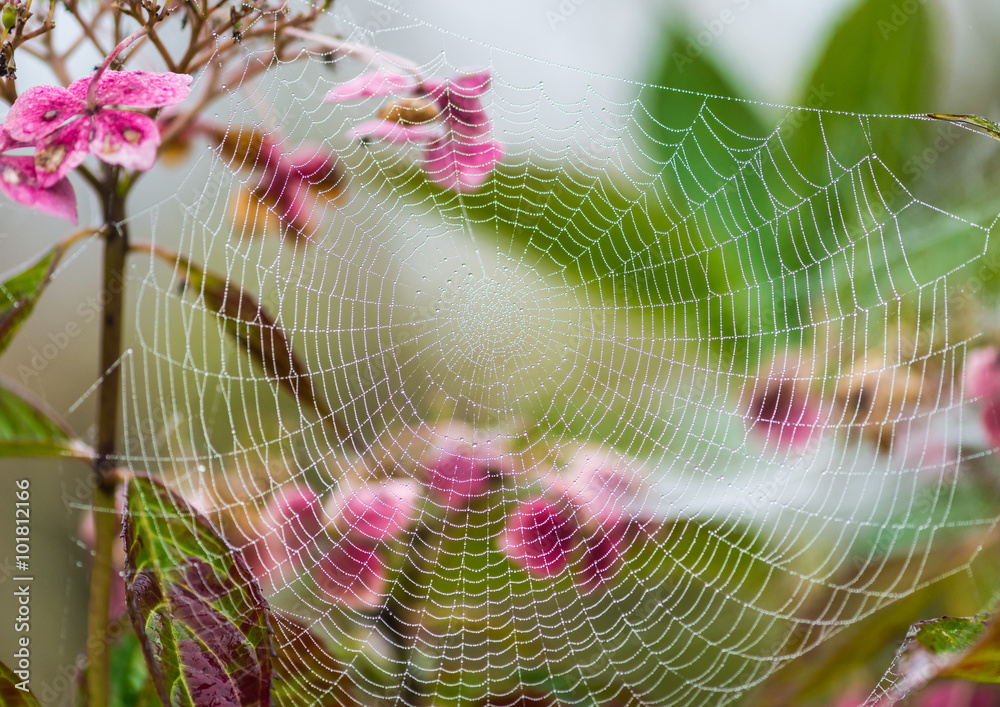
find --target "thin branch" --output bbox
[284,26,424,80]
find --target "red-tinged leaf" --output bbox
[0,377,93,460]
[157,250,353,447]
[928,113,1000,141]
[270,615,358,707]
[890,612,1000,700]
[0,241,69,355]
[124,474,272,707]
[0,659,42,706]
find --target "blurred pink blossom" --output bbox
[965,346,1000,400]
[315,479,420,607]
[313,537,388,609]
[548,443,654,545]
[500,498,577,579]
[328,70,502,192]
[746,366,821,450]
[326,479,420,542]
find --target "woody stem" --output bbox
[85,163,128,707]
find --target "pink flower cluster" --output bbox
[187,121,346,240]
[965,345,1000,450]
[242,479,421,610]
[239,438,653,608]
[501,445,654,591]
[0,67,191,222]
[327,68,503,193]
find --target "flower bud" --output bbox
[377,97,440,126]
[1,2,17,32]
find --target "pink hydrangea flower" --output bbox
[313,537,388,609]
[261,485,327,566]
[427,449,491,507]
[965,346,1000,400]
[5,69,192,188]
[327,70,502,192]
[500,498,577,578]
[239,484,330,591]
[248,142,346,236]
[548,444,654,545]
[746,367,821,450]
[325,479,420,542]
[315,479,420,607]
[325,67,418,102]
[0,127,77,222]
[982,398,1000,450]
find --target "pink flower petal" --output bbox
[326,480,420,543]
[68,70,193,108]
[89,109,161,171]
[982,399,1000,450]
[249,145,345,236]
[965,346,1000,400]
[549,444,654,544]
[5,85,85,142]
[430,72,493,139]
[0,155,77,223]
[263,486,327,566]
[423,136,502,192]
[242,531,291,588]
[325,69,418,102]
[427,449,491,508]
[0,125,29,152]
[32,117,92,188]
[747,375,820,449]
[500,498,577,578]
[349,119,445,144]
[314,539,388,608]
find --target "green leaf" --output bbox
[891,611,1000,698]
[0,378,93,460]
[108,630,159,707]
[162,252,352,446]
[789,0,938,182]
[639,26,768,196]
[929,113,1000,141]
[124,474,273,707]
[0,242,69,356]
[0,659,41,707]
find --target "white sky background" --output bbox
[332,0,1000,105]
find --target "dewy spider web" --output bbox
[111,1,1000,704]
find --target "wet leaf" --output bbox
[124,474,272,707]
[893,612,1000,695]
[0,659,41,706]
[928,113,1000,141]
[167,252,352,445]
[789,0,938,182]
[0,241,68,355]
[0,378,93,459]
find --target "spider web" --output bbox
[104,1,1000,704]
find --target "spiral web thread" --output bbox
[111,2,1000,704]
